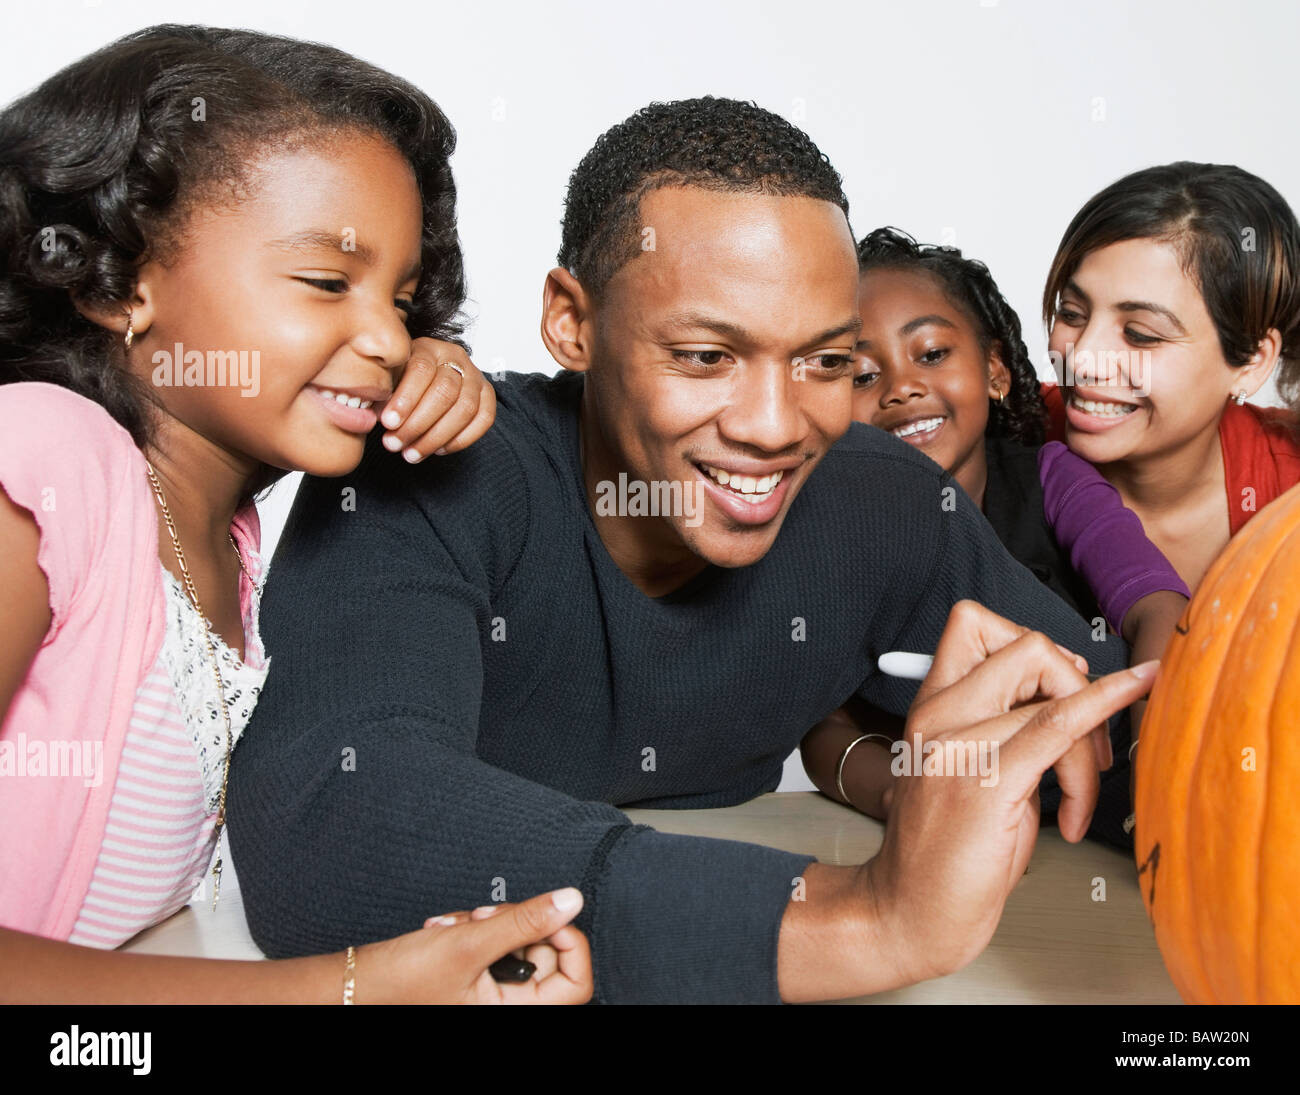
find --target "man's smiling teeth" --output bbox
[892,417,945,439]
[1071,395,1136,418]
[315,387,373,410]
[700,463,784,500]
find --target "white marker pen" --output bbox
[877,651,1103,681]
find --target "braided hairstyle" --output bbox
[856,227,1046,447]
[0,24,467,448]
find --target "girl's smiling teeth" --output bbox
[311,385,374,409]
[307,383,385,435]
[890,416,946,444]
[699,462,784,501]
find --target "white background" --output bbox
[6,0,1296,789]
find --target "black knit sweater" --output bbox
[227,369,1129,1003]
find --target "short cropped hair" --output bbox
[558,96,850,297]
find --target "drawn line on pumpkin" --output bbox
[1136,841,1161,907]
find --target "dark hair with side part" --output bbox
[558,96,851,298]
[0,23,467,448]
[1043,162,1300,416]
[857,227,1046,447]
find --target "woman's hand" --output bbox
[378,338,497,463]
[355,887,592,1004]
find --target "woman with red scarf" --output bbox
[1038,162,1300,596]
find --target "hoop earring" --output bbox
[124,314,135,351]
[992,385,1005,404]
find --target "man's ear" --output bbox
[1236,327,1282,400]
[987,342,1013,401]
[541,267,595,374]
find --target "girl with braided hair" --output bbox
[851,229,1063,582]
[801,229,1185,842]
[851,226,1189,634]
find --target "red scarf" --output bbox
[1041,384,1300,535]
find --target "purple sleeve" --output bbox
[1037,441,1190,633]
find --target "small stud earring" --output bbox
[1233,391,1247,406]
[124,313,134,351]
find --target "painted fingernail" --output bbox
[434,447,447,456]
[1129,659,1160,681]
[403,448,422,463]
[382,434,403,452]
[381,410,402,429]
[551,887,582,912]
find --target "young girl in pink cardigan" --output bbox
[0,25,590,1004]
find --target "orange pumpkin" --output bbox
[1135,480,1300,1003]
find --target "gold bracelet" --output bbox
[342,945,356,1005]
[835,733,894,809]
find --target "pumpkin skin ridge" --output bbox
[1258,582,1300,1002]
[1193,552,1258,1003]
[1196,535,1296,1002]
[1136,498,1260,1003]
[1136,493,1250,1000]
[1194,497,1298,1002]
[1220,492,1300,1003]
[1171,571,1236,1003]
[1137,596,1219,1002]
[1136,483,1300,1004]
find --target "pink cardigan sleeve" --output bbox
[0,382,166,939]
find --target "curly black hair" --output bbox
[558,96,850,297]
[856,227,1046,447]
[0,24,467,448]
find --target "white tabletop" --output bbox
[121,791,1180,1004]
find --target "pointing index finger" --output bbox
[1001,662,1158,839]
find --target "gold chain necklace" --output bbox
[145,462,258,908]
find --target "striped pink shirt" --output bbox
[0,382,268,944]
[68,564,268,948]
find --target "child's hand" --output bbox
[379,338,497,463]
[355,887,592,1004]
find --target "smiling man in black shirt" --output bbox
[229,97,1136,1003]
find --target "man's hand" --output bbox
[379,338,497,462]
[778,600,1157,1001]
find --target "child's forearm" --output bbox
[1120,588,1187,652]
[800,703,904,820]
[0,926,341,1004]
[1120,589,1188,803]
